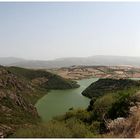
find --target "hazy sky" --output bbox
[0,2,140,60]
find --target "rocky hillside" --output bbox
[7,66,79,89]
[0,66,80,138]
[82,78,140,98]
[0,66,40,137]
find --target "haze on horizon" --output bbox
[0,2,140,60]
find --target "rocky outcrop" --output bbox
[105,92,140,138]
[0,125,14,138]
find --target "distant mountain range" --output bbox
[0,57,24,65]
[1,55,140,68]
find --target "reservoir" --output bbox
[35,78,98,122]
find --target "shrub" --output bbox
[107,93,134,119]
[12,121,72,138]
[91,94,115,121]
[64,108,91,122]
[89,121,101,134]
[65,118,93,138]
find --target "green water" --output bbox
[35,78,98,122]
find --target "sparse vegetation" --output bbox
[1,66,140,138]
[12,114,99,138]
[12,85,140,138]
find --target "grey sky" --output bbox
[0,2,140,60]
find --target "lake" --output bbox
[35,78,98,122]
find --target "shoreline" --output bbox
[34,77,140,122]
[34,78,97,122]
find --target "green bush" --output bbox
[107,93,133,119]
[91,94,116,121]
[65,118,94,138]
[63,108,91,122]
[89,121,101,134]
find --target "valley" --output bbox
[1,65,140,138]
[1,1,140,138]
[35,78,98,121]
[12,76,140,138]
